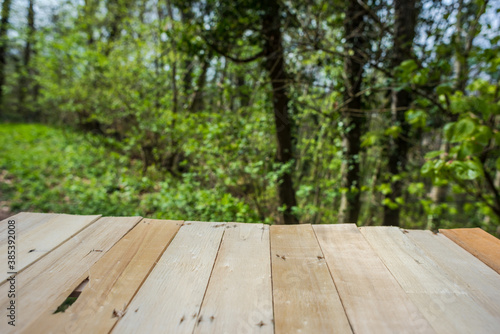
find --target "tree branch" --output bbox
[201,33,264,63]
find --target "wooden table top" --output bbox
[1,212,499,333]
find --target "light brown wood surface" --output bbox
[407,230,500,321]
[360,226,500,333]
[440,228,500,275]
[112,221,226,334]
[2,212,499,334]
[0,216,141,333]
[1,213,101,281]
[194,223,274,334]
[314,224,433,334]
[271,224,351,334]
[0,212,58,241]
[22,218,182,334]
[1,213,57,276]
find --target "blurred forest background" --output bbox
[0,0,499,233]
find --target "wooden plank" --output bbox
[440,228,500,275]
[21,218,182,334]
[1,213,57,275]
[0,216,141,333]
[360,226,500,333]
[407,230,500,321]
[1,212,101,281]
[271,224,351,334]
[314,224,433,334]
[0,212,58,241]
[194,223,273,334]
[112,221,226,334]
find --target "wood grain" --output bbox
[314,224,433,334]
[407,230,500,321]
[271,224,351,334]
[361,226,500,333]
[0,216,141,333]
[112,221,226,334]
[0,212,57,241]
[21,218,182,334]
[194,223,273,334]
[440,227,500,275]
[1,213,101,281]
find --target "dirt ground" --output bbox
[0,202,14,220]
[0,169,15,220]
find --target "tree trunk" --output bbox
[0,0,12,115]
[166,0,178,115]
[339,0,367,224]
[179,5,193,101]
[18,0,36,118]
[383,0,418,226]
[190,56,210,113]
[262,0,298,224]
[104,0,125,56]
[236,73,250,109]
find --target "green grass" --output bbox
[0,123,260,223]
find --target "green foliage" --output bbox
[420,77,500,231]
[0,124,261,222]
[0,0,499,232]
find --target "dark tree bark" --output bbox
[76,0,105,134]
[18,0,36,118]
[166,0,178,115]
[338,0,367,224]
[179,4,193,98]
[236,73,250,109]
[383,0,418,226]
[262,0,298,224]
[0,0,12,114]
[104,0,125,55]
[190,56,210,113]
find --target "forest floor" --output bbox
[0,170,15,220]
[0,123,259,223]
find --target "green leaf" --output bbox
[421,160,434,176]
[408,182,425,195]
[475,125,492,146]
[425,151,442,159]
[411,71,428,86]
[361,133,380,147]
[382,198,398,210]
[384,125,402,138]
[406,109,427,128]
[449,118,476,143]
[399,60,418,73]
[443,122,455,141]
[378,183,392,195]
[436,84,453,96]
[450,160,483,180]
[457,142,482,159]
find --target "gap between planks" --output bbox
[0,213,101,282]
[271,224,351,334]
[0,216,142,334]
[193,223,273,334]
[112,221,227,334]
[23,218,183,334]
[314,224,434,334]
[440,228,500,275]
[360,226,500,333]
